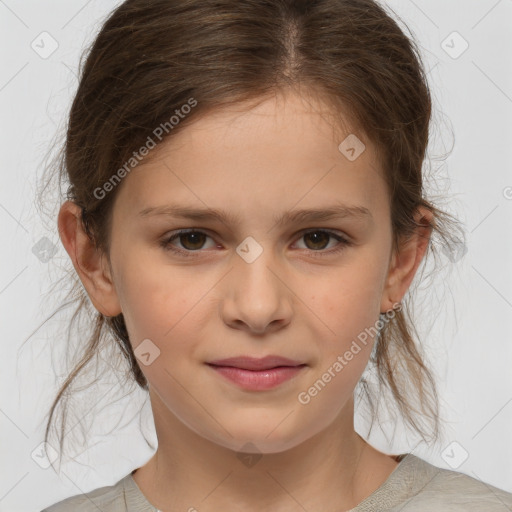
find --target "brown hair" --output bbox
[36,0,463,470]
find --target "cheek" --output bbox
[310,255,386,334]
[115,261,214,413]
[294,272,383,416]
[298,250,388,385]
[113,251,206,353]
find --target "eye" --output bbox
[159,228,352,258]
[293,229,352,257]
[160,229,216,255]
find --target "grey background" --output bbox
[0,0,511,510]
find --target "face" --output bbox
[98,90,398,453]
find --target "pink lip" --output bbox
[207,364,307,391]
[207,355,304,371]
[206,356,306,391]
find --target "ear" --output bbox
[57,200,122,317]
[380,206,433,313]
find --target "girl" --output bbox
[41,0,512,510]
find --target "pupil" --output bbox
[306,231,328,250]
[183,232,204,250]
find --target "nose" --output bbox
[220,249,293,336]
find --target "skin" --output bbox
[58,88,432,512]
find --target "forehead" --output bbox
[164,90,364,159]
[112,90,387,221]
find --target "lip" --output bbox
[207,355,304,371]
[206,364,307,391]
[206,356,307,391]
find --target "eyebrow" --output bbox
[138,203,372,227]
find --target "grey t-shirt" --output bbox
[41,453,512,511]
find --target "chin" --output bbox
[206,419,314,455]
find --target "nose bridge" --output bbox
[236,238,276,293]
[221,235,292,333]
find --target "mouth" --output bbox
[205,356,307,391]
[206,355,306,371]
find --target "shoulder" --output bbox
[41,473,133,512]
[400,455,512,511]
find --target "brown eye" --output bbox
[302,231,331,251]
[177,231,207,250]
[293,229,352,259]
[159,228,351,259]
[160,229,215,254]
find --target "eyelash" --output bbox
[159,228,352,259]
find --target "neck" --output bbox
[132,389,397,512]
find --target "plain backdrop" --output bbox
[1,1,511,510]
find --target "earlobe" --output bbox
[57,201,122,317]
[380,207,433,313]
